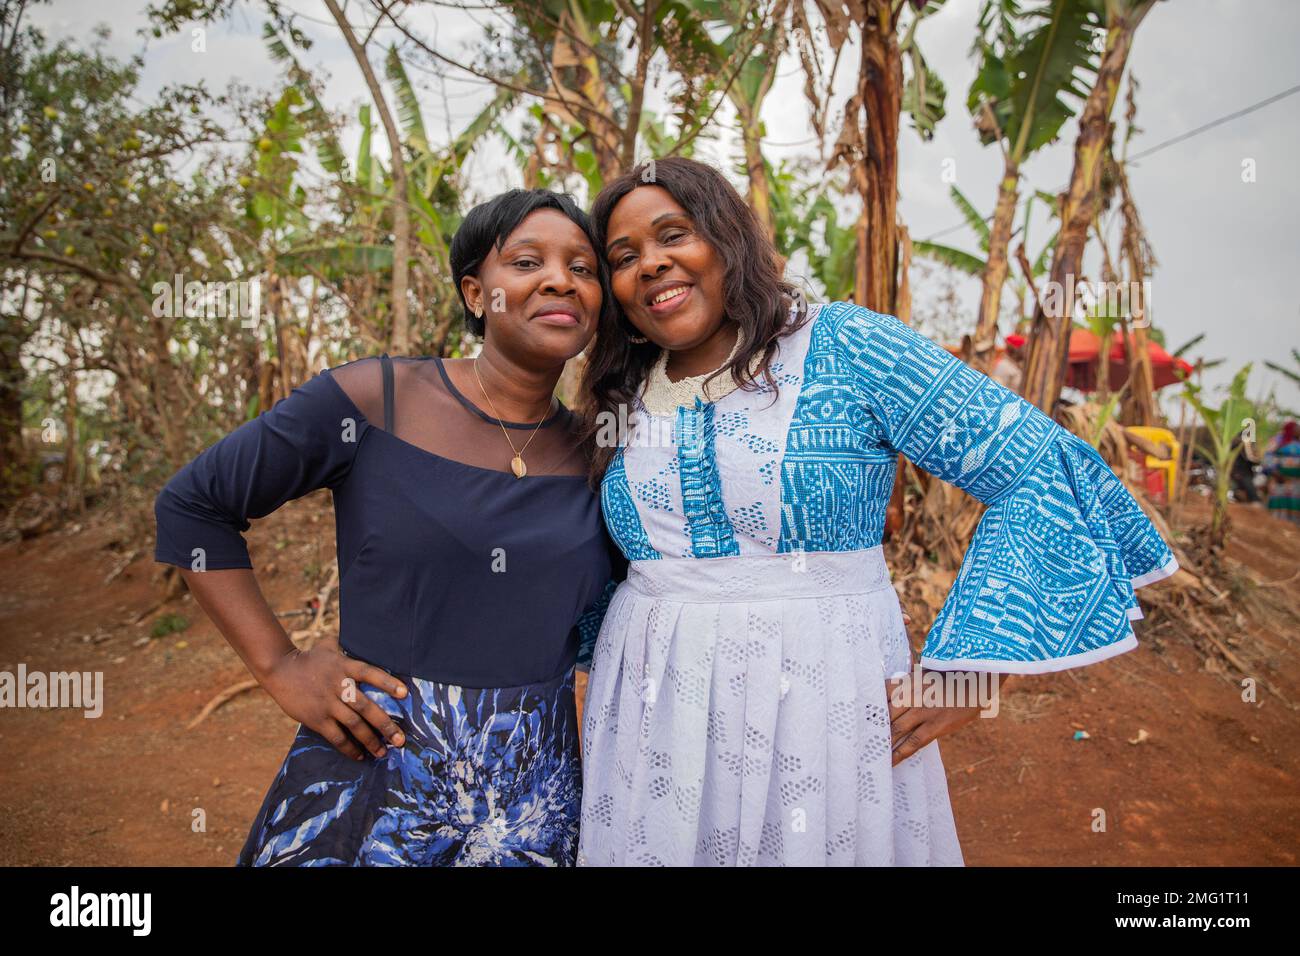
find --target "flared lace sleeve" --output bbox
[830,302,1177,673]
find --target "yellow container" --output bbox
[1126,426,1180,500]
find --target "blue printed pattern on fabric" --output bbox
[677,399,741,557]
[600,301,1177,673]
[576,578,619,669]
[237,668,581,866]
[617,312,812,558]
[600,447,660,562]
[779,306,901,552]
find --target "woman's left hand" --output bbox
[884,670,999,766]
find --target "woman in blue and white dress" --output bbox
[575,157,1178,866]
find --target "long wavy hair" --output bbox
[579,157,810,488]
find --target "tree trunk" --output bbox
[1118,160,1157,426]
[972,162,1021,369]
[738,105,775,243]
[853,4,903,311]
[884,225,914,538]
[1021,5,1153,413]
[729,5,784,244]
[325,0,411,355]
[270,270,289,402]
[1126,321,1156,426]
[0,287,30,502]
[61,327,84,514]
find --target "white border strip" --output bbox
[920,632,1138,675]
[1132,554,1180,589]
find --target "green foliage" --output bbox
[1090,392,1122,448]
[899,0,951,139]
[1264,348,1300,388]
[1183,365,1259,539]
[969,0,1104,159]
[767,162,858,303]
[910,185,1057,320]
[2,14,254,492]
[151,612,190,638]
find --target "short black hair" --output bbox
[450,188,600,337]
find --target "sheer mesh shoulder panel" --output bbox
[327,356,387,428]
[330,355,589,477]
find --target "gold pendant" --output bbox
[511,455,527,478]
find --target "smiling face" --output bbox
[459,207,602,365]
[603,186,728,353]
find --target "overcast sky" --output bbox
[30,0,1300,414]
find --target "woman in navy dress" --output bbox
[154,189,622,866]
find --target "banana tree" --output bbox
[259,23,399,360]
[323,0,412,354]
[662,0,792,239]
[497,0,638,186]
[383,49,520,353]
[1021,0,1162,414]
[965,0,1103,367]
[1264,348,1300,391]
[242,84,336,406]
[913,183,1059,334]
[1183,364,1256,545]
[758,153,856,301]
[262,32,513,358]
[813,0,949,312]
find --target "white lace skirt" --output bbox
[579,547,965,867]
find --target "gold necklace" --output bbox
[472,358,555,478]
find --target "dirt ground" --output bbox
[1,491,1297,866]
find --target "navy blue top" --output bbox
[154,355,619,688]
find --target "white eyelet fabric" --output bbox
[579,548,965,866]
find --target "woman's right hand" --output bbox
[261,640,408,761]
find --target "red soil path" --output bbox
[1,493,1295,865]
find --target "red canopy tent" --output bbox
[1003,329,1194,391]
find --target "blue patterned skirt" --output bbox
[237,666,581,866]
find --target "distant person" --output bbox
[1263,420,1300,524]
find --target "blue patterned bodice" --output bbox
[597,301,1177,673]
